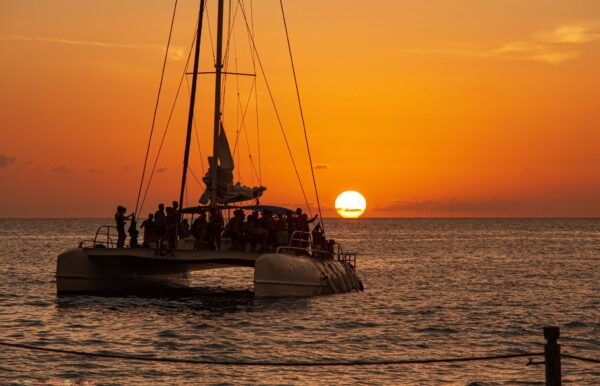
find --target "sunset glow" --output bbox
[1,1,600,217]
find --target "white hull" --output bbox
[254,253,362,297]
[56,247,257,294]
[56,247,362,297]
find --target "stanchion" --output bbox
[544,326,561,386]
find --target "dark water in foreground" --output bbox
[0,218,598,385]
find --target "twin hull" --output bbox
[56,248,362,297]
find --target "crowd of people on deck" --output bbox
[114,202,333,255]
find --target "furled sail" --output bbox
[218,123,234,172]
[199,123,266,204]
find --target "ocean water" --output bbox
[0,218,598,385]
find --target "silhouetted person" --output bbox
[179,218,191,239]
[166,206,177,248]
[128,214,139,248]
[154,203,166,249]
[141,213,155,248]
[191,211,208,250]
[114,205,132,248]
[207,209,224,251]
[259,209,277,250]
[172,200,180,218]
[287,210,299,239]
[293,209,318,249]
[327,239,337,257]
[244,211,268,252]
[311,222,325,254]
[224,209,244,250]
[276,214,289,246]
[172,200,181,232]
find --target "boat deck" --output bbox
[83,247,262,269]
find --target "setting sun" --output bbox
[335,191,367,218]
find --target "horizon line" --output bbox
[0,216,598,220]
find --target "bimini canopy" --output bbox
[181,204,293,215]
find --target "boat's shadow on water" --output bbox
[55,287,310,316]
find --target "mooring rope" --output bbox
[562,353,600,364]
[2,340,599,368]
[0,341,545,367]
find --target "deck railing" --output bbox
[277,231,358,270]
[79,226,358,269]
[79,225,118,248]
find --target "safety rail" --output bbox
[278,231,358,270]
[79,225,118,249]
[77,226,358,269]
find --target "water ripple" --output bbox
[0,218,598,384]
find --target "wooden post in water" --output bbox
[544,326,561,386]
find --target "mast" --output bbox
[210,0,226,206]
[178,0,206,211]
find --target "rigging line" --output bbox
[0,341,545,366]
[234,25,243,183]
[134,0,179,216]
[204,1,216,63]
[193,124,206,175]
[233,78,260,182]
[242,0,262,185]
[185,76,206,175]
[231,79,259,185]
[219,0,242,114]
[233,4,257,186]
[250,0,262,186]
[219,2,246,165]
[231,78,256,156]
[185,182,188,208]
[178,0,206,214]
[244,124,259,185]
[279,0,324,229]
[254,74,262,186]
[237,1,312,215]
[138,17,198,215]
[226,35,257,181]
[235,81,260,184]
[222,0,238,73]
[222,0,234,111]
[188,166,202,187]
[232,81,261,184]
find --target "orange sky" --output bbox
[1,0,600,217]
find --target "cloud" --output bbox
[382,198,521,214]
[398,21,600,64]
[168,46,187,61]
[313,164,330,170]
[536,24,600,44]
[0,35,186,61]
[0,155,16,169]
[51,165,70,173]
[156,167,167,173]
[491,41,580,64]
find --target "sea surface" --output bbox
[0,218,598,385]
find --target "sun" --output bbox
[335,191,367,218]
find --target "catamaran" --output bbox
[56,0,363,296]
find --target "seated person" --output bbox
[191,211,208,250]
